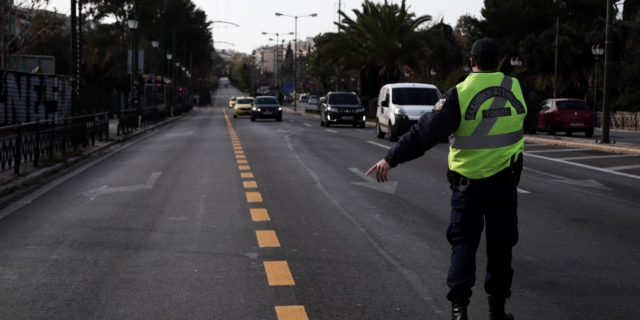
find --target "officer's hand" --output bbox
[365,159,391,183]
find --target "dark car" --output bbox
[320,92,366,128]
[251,96,282,122]
[536,98,594,137]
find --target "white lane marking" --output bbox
[303,123,312,127]
[605,164,640,171]
[83,172,162,200]
[327,130,338,133]
[558,154,636,161]
[517,188,530,194]
[525,148,590,154]
[367,141,391,149]
[349,168,398,194]
[289,120,294,122]
[524,153,640,180]
[165,131,193,137]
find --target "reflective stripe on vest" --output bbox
[451,76,524,149]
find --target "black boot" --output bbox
[488,295,515,320]
[451,300,469,320]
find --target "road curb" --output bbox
[524,135,640,155]
[0,113,190,199]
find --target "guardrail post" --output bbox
[14,123,22,174]
[34,119,40,167]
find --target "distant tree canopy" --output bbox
[308,0,640,112]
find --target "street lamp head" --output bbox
[166,51,172,60]
[288,32,294,35]
[275,13,282,16]
[176,61,181,67]
[430,69,437,76]
[181,66,186,71]
[591,44,604,57]
[311,13,318,17]
[126,12,139,31]
[151,38,160,49]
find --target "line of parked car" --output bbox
[229,96,282,122]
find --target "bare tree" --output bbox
[1,0,64,70]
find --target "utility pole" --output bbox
[553,17,559,99]
[133,0,139,114]
[71,0,77,115]
[336,0,341,91]
[602,0,614,143]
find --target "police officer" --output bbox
[366,38,526,320]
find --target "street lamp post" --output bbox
[276,12,318,111]
[591,44,604,127]
[166,51,172,115]
[175,60,180,106]
[127,12,139,112]
[151,37,159,107]
[263,31,293,95]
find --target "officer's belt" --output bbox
[447,167,513,187]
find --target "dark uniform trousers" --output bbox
[446,172,519,302]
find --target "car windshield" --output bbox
[391,88,440,105]
[328,94,359,104]
[255,97,278,104]
[237,99,254,104]
[557,100,590,110]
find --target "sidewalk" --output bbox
[282,106,640,156]
[0,113,190,200]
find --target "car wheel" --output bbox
[565,131,573,136]
[388,122,398,141]
[359,123,365,128]
[276,116,282,122]
[352,123,357,128]
[376,120,385,139]
[250,117,256,122]
[233,114,237,118]
[585,128,594,138]
[546,121,555,135]
[325,121,331,128]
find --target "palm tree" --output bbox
[313,0,431,99]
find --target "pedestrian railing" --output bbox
[141,107,165,128]
[117,108,138,135]
[0,113,109,174]
[596,112,640,131]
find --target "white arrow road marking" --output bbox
[84,172,162,200]
[165,131,193,137]
[524,167,611,190]
[303,123,312,127]
[517,188,530,194]
[327,130,338,133]
[277,129,291,133]
[349,168,398,194]
[367,141,391,149]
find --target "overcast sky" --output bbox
[44,0,485,54]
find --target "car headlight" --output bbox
[326,106,332,111]
[357,107,365,113]
[252,106,256,110]
[394,108,408,115]
[278,107,282,111]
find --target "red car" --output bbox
[536,98,594,137]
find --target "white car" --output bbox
[375,83,441,141]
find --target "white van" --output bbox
[375,83,442,141]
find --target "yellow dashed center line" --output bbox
[239,165,251,171]
[250,208,270,221]
[275,306,309,320]
[241,172,254,179]
[238,160,249,164]
[236,154,246,159]
[256,230,281,247]
[263,261,295,286]
[243,181,258,188]
[246,192,263,202]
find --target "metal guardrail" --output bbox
[0,113,109,174]
[596,111,640,131]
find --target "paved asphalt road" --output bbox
[0,86,638,319]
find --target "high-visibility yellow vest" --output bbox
[449,72,527,179]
